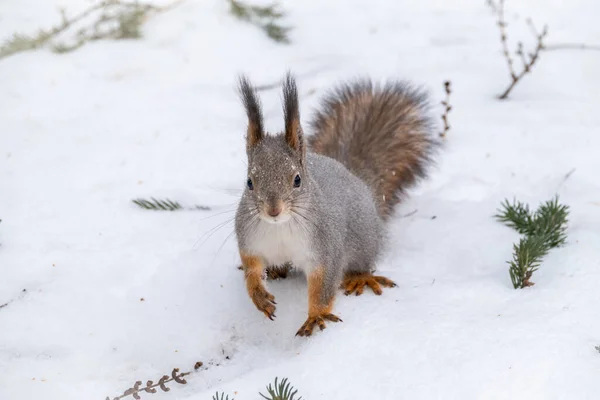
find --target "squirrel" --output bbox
[235,72,437,337]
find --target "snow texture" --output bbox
[1,0,600,399]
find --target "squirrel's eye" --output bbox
[247,178,254,190]
[293,174,301,188]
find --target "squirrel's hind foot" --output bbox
[342,272,397,296]
[266,263,292,280]
[296,313,342,337]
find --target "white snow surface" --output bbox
[1,0,600,399]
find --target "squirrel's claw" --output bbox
[250,286,277,320]
[295,313,342,337]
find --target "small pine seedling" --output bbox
[496,195,569,288]
[259,377,302,400]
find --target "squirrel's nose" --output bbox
[267,206,282,217]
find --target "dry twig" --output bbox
[439,80,452,138]
[492,0,548,99]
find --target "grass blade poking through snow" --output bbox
[495,195,569,288]
[259,377,303,400]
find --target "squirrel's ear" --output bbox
[282,72,304,157]
[238,75,264,148]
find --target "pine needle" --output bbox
[496,195,570,289]
[133,197,182,211]
[132,197,210,211]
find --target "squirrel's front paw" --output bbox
[250,286,277,320]
[295,313,342,337]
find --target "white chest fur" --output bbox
[245,219,314,271]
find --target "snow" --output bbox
[1,0,600,398]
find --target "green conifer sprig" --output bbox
[213,392,233,400]
[259,377,302,400]
[495,195,569,288]
[228,0,291,43]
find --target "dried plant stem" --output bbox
[439,80,452,138]
[0,0,182,60]
[494,0,548,100]
[0,289,27,310]
[106,363,203,400]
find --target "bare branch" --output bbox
[496,0,517,80]
[492,0,548,99]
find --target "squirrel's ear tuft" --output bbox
[282,72,304,156]
[238,75,264,148]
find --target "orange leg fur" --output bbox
[296,266,342,337]
[341,271,397,296]
[240,252,276,320]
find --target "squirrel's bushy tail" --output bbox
[308,79,437,220]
